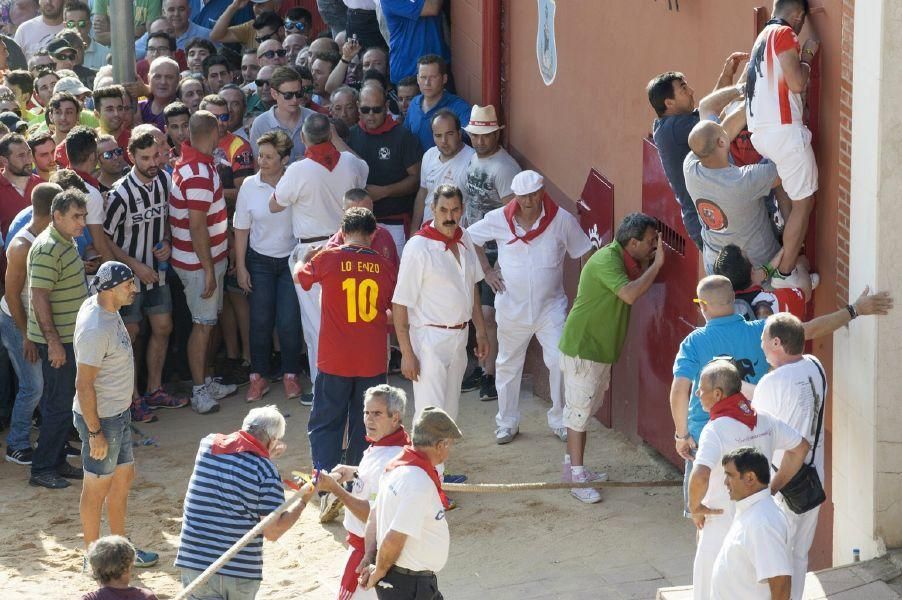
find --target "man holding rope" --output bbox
[315,384,411,600]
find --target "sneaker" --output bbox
[218,358,250,387]
[461,367,484,392]
[570,470,602,504]
[5,446,33,465]
[57,461,83,480]
[479,374,498,401]
[319,492,344,523]
[206,377,238,400]
[442,474,467,484]
[268,351,283,382]
[191,385,220,415]
[283,374,302,400]
[246,374,270,402]
[495,426,517,445]
[584,468,609,482]
[299,392,313,407]
[130,397,158,423]
[133,547,159,568]
[553,427,568,443]
[388,347,402,374]
[770,267,807,289]
[144,388,188,410]
[29,471,70,489]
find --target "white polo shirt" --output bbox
[344,443,404,538]
[234,173,296,258]
[392,229,484,328]
[85,182,106,227]
[419,144,475,224]
[467,204,592,322]
[711,488,792,600]
[694,411,802,512]
[274,152,369,240]
[751,355,826,480]
[376,465,450,573]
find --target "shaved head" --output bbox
[697,275,735,306]
[688,120,725,158]
[700,359,742,397]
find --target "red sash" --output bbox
[210,431,270,458]
[305,141,341,172]
[366,426,410,447]
[622,248,643,281]
[413,220,464,252]
[385,445,450,509]
[338,532,365,599]
[503,193,559,245]
[359,114,398,135]
[709,392,757,431]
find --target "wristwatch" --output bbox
[674,431,691,441]
[88,428,102,438]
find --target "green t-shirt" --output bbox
[558,240,632,364]
[93,0,161,28]
[27,225,88,344]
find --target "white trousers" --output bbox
[495,310,566,431]
[409,325,468,421]
[693,506,735,600]
[344,546,377,600]
[778,497,820,600]
[289,241,322,382]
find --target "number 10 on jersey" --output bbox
[342,278,379,323]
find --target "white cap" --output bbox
[510,170,544,196]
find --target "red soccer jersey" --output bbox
[297,245,397,377]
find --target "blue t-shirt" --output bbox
[652,109,703,249]
[381,0,450,83]
[672,313,769,442]
[403,92,471,150]
[193,0,252,30]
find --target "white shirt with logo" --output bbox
[343,444,404,538]
[419,144,475,224]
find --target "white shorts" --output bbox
[560,354,611,432]
[750,125,818,201]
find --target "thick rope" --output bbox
[444,480,682,492]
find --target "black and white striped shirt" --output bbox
[103,168,171,291]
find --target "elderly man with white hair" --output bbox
[467,170,593,445]
[175,405,316,598]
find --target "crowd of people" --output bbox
[0,0,893,599]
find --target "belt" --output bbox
[348,8,376,14]
[391,566,435,577]
[425,322,468,330]
[298,235,330,244]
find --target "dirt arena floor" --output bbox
[0,373,695,599]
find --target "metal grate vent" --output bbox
[656,219,686,256]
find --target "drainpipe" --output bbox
[482,0,502,112]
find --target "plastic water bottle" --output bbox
[853,548,860,562]
[155,242,169,285]
[561,454,572,483]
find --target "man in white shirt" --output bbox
[14,0,64,59]
[468,170,593,444]
[359,406,462,599]
[409,109,475,236]
[711,447,792,600]
[316,384,410,600]
[688,358,809,600]
[392,185,488,420]
[270,113,368,390]
[750,313,826,600]
[65,127,112,263]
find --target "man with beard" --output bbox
[140,57,180,131]
[27,132,56,180]
[0,133,42,282]
[14,0,64,59]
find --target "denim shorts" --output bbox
[73,408,134,477]
[120,284,173,324]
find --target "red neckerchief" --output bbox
[340,533,366,596]
[385,445,450,509]
[74,168,101,190]
[413,220,464,252]
[736,285,763,295]
[359,114,398,135]
[621,248,643,281]
[210,430,271,458]
[304,141,341,172]
[367,426,410,447]
[503,193,559,245]
[178,141,214,167]
[709,392,757,431]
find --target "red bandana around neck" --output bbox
[621,248,643,281]
[413,220,464,252]
[210,430,271,458]
[367,426,411,447]
[304,141,341,171]
[359,113,398,135]
[709,392,757,431]
[503,193,559,245]
[385,445,450,509]
[75,168,101,190]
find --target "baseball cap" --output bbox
[54,76,90,97]
[510,170,544,196]
[413,406,463,441]
[0,111,28,133]
[46,38,75,57]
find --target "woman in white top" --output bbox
[234,131,303,402]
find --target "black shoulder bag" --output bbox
[775,357,827,514]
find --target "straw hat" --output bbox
[463,104,505,135]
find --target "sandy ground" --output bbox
[0,373,696,599]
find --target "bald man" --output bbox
[683,108,781,273]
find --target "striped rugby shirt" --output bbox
[175,434,284,579]
[26,225,88,344]
[103,168,171,291]
[168,142,229,271]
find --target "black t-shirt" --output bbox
[652,109,703,247]
[347,123,423,220]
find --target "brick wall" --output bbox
[837,0,854,306]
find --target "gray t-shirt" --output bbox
[464,147,520,228]
[73,296,135,418]
[683,152,780,272]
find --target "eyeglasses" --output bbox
[213,112,230,122]
[65,19,87,28]
[259,49,287,60]
[254,31,277,44]
[54,51,77,61]
[275,89,303,100]
[101,148,124,160]
[147,45,171,55]
[284,19,306,31]
[254,79,271,87]
[693,298,708,306]
[359,105,384,114]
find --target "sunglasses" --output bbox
[284,19,306,31]
[214,113,230,122]
[259,49,287,60]
[254,32,276,44]
[101,148,124,160]
[693,297,708,306]
[275,89,304,100]
[255,79,270,87]
[65,19,87,28]
[54,51,77,61]
[359,105,384,114]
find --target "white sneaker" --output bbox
[206,377,237,400]
[585,468,609,482]
[570,470,602,504]
[495,427,518,445]
[191,385,220,414]
[771,267,806,289]
[553,427,568,442]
